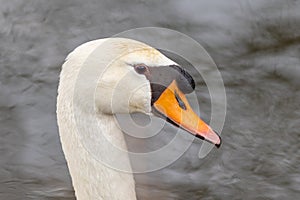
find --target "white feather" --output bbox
[57,38,176,199]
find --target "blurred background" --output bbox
[0,0,300,199]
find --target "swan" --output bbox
[57,38,221,200]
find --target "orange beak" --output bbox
[153,80,221,147]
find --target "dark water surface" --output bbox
[1,0,300,199]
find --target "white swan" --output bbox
[57,38,221,200]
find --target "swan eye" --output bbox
[134,64,147,74]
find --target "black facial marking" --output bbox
[143,65,195,105]
[169,65,195,93]
[132,63,195,104]
[174,90,187,110]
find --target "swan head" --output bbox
[68,38,221,147]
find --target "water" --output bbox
[1,0,300,199]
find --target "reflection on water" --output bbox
[1,0,299,199]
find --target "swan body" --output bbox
[57,38,221,199]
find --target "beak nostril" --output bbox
[174,90,187,110]
[153,80,220,147]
